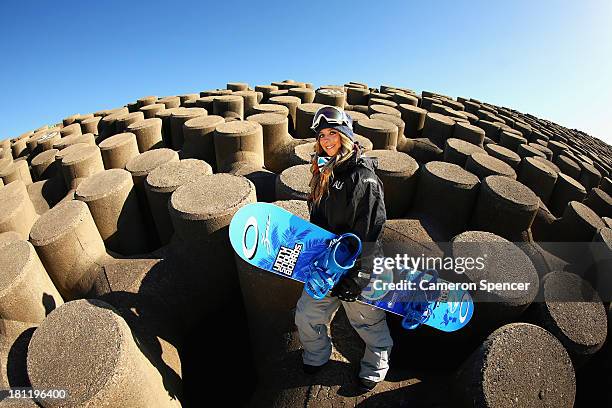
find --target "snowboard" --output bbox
[229,202,473,332]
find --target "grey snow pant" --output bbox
[294,288,393,382]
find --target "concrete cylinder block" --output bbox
[36,131,62,152]
[420,96,442,111]
[201,90,232,97]
[517,157,558,204]
[368,104,401,117]
[268,89,288,98]
[578,161,602,191]
[169,173,256,243]
[136,95,157,108]
[344,110,369,129]
[451,231,539,330]
[273,81,302,90]
[158,96,181,109]
[470,175,540,241]
[294,102,323,140]
[182,115,224,168]
[276,164,311,201]
[354,118,398,150]
[60,145,105,189]
[453,323,575,408]
[532,156,560,174]
[29,200,107,300]
[583,188,612,218]
[288,87,315,104]
[145,159,213,245]
[155,107,180,148]
[11,138,28,158]
[465,152,517,180]
[370,113,405,149]
[60,123,82,138]
[475,120,502,143]
[0,159,33,185]
[233,90,259,117]
[212,95,243,120]
[0,318,38,390]
[31,149,60,180]
[195,96,215,112]
[214,121,264,172]
[369,98,398,108]
[250,103,289,117]
[99,112,125,139]
[27,176,68,215]
[115,112,145,135]
[80,116,102,135]
[140,103,166,119]
[98,132,140,170]
[247,113,305,174]
[553,155,581,180]
[443,138,487,167]
[498,130,528,152]
[254,85,278,102]
[398,104,427,138]
[529,142,553,160]
[0,231,21,248]
[228,162,277,202]
[531,271,606,366]
[548,140,570,159]
[127,118,164,153]
[484,143,521,169]
[76,169,148,255]
[365,150,419,218]
[54,143,89,170]
[313,88,346,107]
[288,142,316,166]
[125,148,180,191]
[52,133,95,150]
[346,87,370,105]
[127,102,139,112]
[268,96,301,133]
[599,176,612,196]
[453,122,485,147]
[548,173,586,217]
[170,108,207,150]
[392,92,418,107]
[557,201,606,243]
[62,115,79,127]
[0,240,63,323]
[422,113,455,148]
[179,93,200,105]
[27,299,181,408]
[410,161,480,238]
[227,82,248,91]
[517,143,547,160]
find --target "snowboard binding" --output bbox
[305,233,362,300]
[401,269,441,330]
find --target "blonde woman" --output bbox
[294,105,393,392]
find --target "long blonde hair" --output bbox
[308,132,357,206]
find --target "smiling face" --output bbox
[318,128,342,157]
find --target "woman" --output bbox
[294,105,393,392]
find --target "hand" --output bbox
[330,276,362,302]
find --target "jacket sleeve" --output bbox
[346,171,387,289]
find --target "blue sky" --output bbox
[1,0,610,145]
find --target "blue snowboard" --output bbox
[229,202,473,332]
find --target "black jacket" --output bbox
[309,152,387,289]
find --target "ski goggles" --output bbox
[311,106,353,132]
